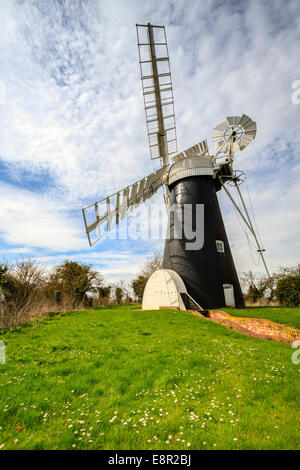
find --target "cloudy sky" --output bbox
[0,0,299,284]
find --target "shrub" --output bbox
[245,284,261,303]
[131,275,148,303]
[114,287,123,305]
[0,258,107,329]
[275,275,300,307]
[0,259,46,328]
[49,261,103,309]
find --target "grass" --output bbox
[0,305,299,450]
[224,306,300,330]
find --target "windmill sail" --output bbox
[136,23,177,166]
[82,166,168,246]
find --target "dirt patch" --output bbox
[189,309,300,344]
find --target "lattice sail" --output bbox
[172,140,209,162]
[136,23,178,165]
[82,166,168,246]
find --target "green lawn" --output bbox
[224,306,300,330]
[0,305,299,450]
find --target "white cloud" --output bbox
[0,183,86,252]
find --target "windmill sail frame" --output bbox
[82,165,168,246]
[136,23,178,165]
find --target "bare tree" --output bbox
[111,280,133,305]
[239,270,258,292]
[0,258,46,328]
[130,252,163,303]
[140,252,163,278]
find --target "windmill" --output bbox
[82,23,269,311]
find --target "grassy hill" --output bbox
[0,305,299,450]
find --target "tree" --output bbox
[50,261,103,308]
[0,263,7,285]
[241,264,300,306]
[131,275,148,303]
[0,258,46,328]
[257,275,276,301]
[140,252,163,278]
[130,252,163,303]
[0,263,8,298]
[241,270,277,304]
[246,284,260,303]
[239,270,258,292]
[114,287,123,305]
[98,286,111,298]
[275,264,300,280]
[0,264,7,321]
[4,258,45,304]
[97,285,112,306]
[111,281,133,305]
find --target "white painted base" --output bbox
[142,269,187,310]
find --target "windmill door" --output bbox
[223,284,235,307]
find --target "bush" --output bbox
[97,286,112,306]
[245,284,261,303]
[0,259,46,328]
[241,266,300,306]
[49,260,103,309]
[275,275,300,307]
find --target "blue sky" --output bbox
[0,0,299,284]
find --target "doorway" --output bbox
[223,284,235,307]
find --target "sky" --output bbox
[0,0,299,285]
